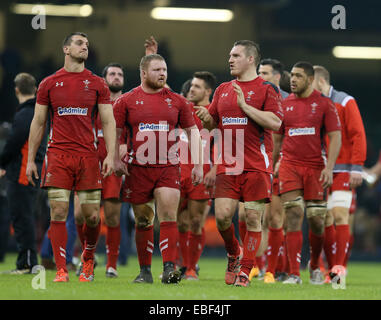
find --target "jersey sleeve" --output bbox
[97,78,111,105]
[264,85,284,121]
[178,98,196,129]
[207,85,221,124]
[36,78,50,106]
[324,99,341,132]
[113,95,128,129]
[344,99,367,167]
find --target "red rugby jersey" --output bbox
[113,86,195,167]
[277,90,341,169]
[36,68,111,156]
[327,86,367,173]
[208,77,283,175]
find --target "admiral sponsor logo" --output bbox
[222,117,248,125]
[138,123,169,132]
[57,107,88,116]
[288,127,315,136]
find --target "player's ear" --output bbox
[63,45,69,55]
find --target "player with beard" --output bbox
[26,32,116,282]
[177,71,217,280]
[113,54,203,284]
[196,40,284,287]
[273,61,342,284]
[75,63,125,278]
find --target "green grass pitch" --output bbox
[0,254,380,300]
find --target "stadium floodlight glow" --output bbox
[332,46,381,60]
[11,3,93,17]
[151,7,234,22]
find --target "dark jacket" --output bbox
[0,98,46,186]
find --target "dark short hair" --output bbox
[140,54,165,71]
[280,71,291,93]
[233,40,261,67]
[181,79,192,97]
[102,63,124,78]
[313,65,330,84]
[293,61,315,77]
[193,71,217,90]
[62,32,88,47]
[14,73,36,95]
[259,58,284,75]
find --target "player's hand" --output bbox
[273,161,280,178]
[102,154,114,178]
[319,167,333,189]
[114,159,129,177]
[144,36,158,55]
[191,164,203,186]
[203,166,216,188]
[119,144,127,160]
[232,82,246,109]
[26,161,38,187]
[194,106,212,123]
[0,169,6,178]
[349,171,363,189]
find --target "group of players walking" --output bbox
[25,32,366,286]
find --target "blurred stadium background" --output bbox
[0,0,380,265]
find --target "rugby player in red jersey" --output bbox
[312,65,366,282]
[26,32,116,283]
[196,40,284,287]
[113,54,203,284]
[273,61,342,285]
[177,71,217,280]
[75,63,125,278]
[255,58,289,283]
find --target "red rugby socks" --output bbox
[309,231,324,270]
[266,227,284,274]
[188,232,203,271]
[336,224,350,266]
[218,224,241,257]
[286,231,303,276]
[160,221,178,264]
[323,224,337,270]
[49,221,68,272]
[240,231,262,276]
[106,225,121,269]
[178,230,190,268]
[135,225,154,267]
[82,222,101,261]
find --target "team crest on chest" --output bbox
[311,102,318,113]
[83,79,90,90]
[246,90,255,101]
[165,98,172,108]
